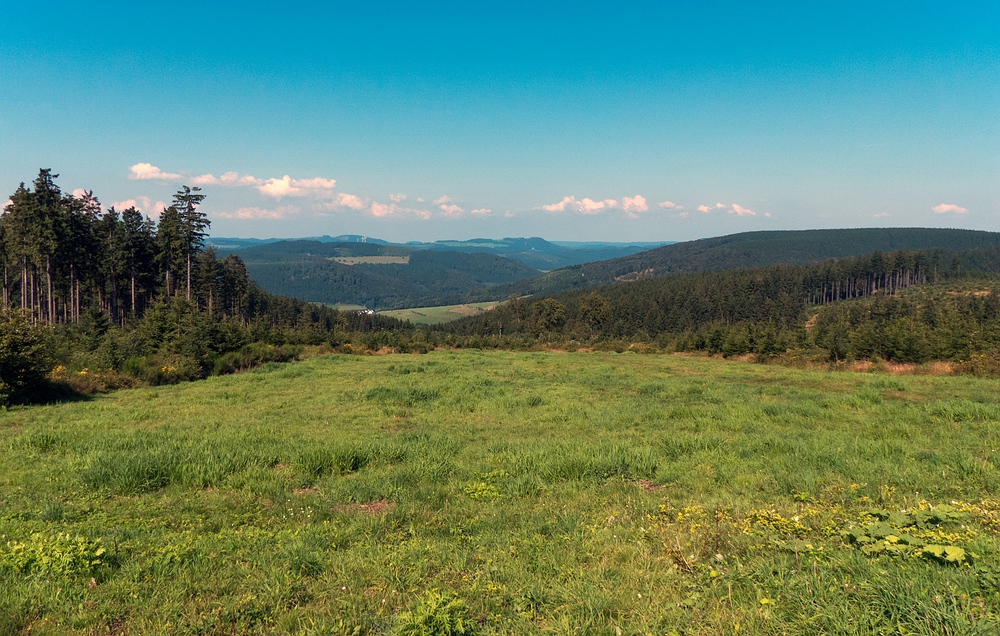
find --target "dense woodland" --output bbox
[0,170,405,405]
[445,247,1000,367]
[478,227,1000,301]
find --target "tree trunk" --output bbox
[46,254,53,324]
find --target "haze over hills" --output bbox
[210,235,670,270]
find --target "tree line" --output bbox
[0,170,407,405]
[443,247,1000,364]
[1,169,250,324]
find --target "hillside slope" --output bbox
[234,240,540,309]
[477,228,1000,300]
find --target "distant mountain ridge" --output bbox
[209,235,672,270]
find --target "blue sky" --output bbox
[1,1,997,242]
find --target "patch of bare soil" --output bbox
[448,304,483,316]
[333,499,394,515]
[636,479,664,493]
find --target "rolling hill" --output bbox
[230,240,541,309]
[475,227,1000,300]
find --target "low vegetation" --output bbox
[3,351,1000,633]
[379,302,500,326]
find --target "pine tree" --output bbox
[172,186,209,302]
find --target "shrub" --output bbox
[0,310,53,405]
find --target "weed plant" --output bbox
[2,351,1000,633]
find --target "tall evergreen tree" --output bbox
[172,186,209,302]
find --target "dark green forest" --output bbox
[0,170,405,405]
[445,247,1000,367]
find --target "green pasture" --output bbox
[3,351,1000,634]
[379,301,499,325]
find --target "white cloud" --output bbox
[658,200,683,210]
[257,175,337,199]
[192,171,265,187]
[371,202,428,219]
[470,208,492,216]
[503,210,515,218]
[932,203,968,215]
[190,174,220,186]
[370,201,397,218]
[129,163,338,201]
[542,196,619,214]
[541,197,575,212]
[580,198,616,214]
[71,188,89,199]
[622,195,648,213]
[433,195,452,206]
[439,203,465,217]
[678,211,690,219]
[875,212,890,218]
[389,193,408,203]
[128,163,182,181]
[216,205,300,220]
[221,172,264,186]
[332,192,366,210]
[697,202,758,217]
[112,196,168,217]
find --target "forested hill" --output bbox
[445,245,1000,363]
[477,228,1000,300]
[233,240,541,309]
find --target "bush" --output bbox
[0,310,53,406]
[211,342,302,376]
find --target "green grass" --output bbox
[379,301,500,325]
[3,351,1000,634]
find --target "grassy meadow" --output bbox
[3,350,1000,634]
[378,302,499,325]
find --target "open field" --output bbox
[331,256,411,266]
[3,351,1000,634]
[379,301,499,325]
